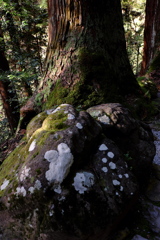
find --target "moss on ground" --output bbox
[0,143,26,197]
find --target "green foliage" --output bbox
[137,76,158,99]
[0,0,48,88]
[121,0,145,74]
[0,116,12,144]
[0,0,48,139]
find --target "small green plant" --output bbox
[124,152,132,161]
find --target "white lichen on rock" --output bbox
[112,180,120,186]
[51,106,60,114]
[29,139,36,152]
[118,174,123,179]
[20,166,31,181]
[76,122,83,129]
[99,144,108,151]
[28,186,34,194]
[16,186,27,197]
[68,114,75,120]
[109,162,116,169]
[102,158,107,163]
[28,180,42,194]
[34,180,42,189]
[44,150,58,163]
[54,185,62,194]
[124,173,129,178]
[72,172,94,194]
[120,186,123,191]
[102,167,108,173]
[45,143,73,184]
[0,179,9,190]
[98,115,110,124]
[107,152,114,158]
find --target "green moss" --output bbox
[44,80,69,110]
[26,108,68,148]
[26,111,48,139]
[36,168,42,175]
[44,48,126,110]
[33,151,39,158]
[0,144,26,197]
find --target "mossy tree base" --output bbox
[40,0,140,110]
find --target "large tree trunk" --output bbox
[0,24,20,133]
[141,0,160,74]
[41,0,139,109]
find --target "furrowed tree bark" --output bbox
[141,0,160,74]
[40,0,139,109]
[0,23,20,133]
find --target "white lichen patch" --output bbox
[28,186,34,194]
[124,173,129,178]
[29,139,36,152]
[44,150,58,163]
[107,152,114,158]
[102,158,107,163]
[99,144,108,151]
[54,185,62,194]
[16,186,27,197]
[59,196,66,201]
[120,186,123,191]
[28,180,42,194]
[109,162,116,169]
[61,209,64,215]
[102,167,108,173]
[49,210,54,216]
[20,166,31,181]
[1,179,9,191]
[51,107,60,114]
[72,172,94,194]
[98,115,110,124]
[118,174,123,179]
[60,104,70,107]
[76,122,83,129]
[46,109,53,115]
[34,180,42,190]
[112,180,120,186]
[45,143,73,184]
[68,114,75,120]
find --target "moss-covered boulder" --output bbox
[0,103,155,239]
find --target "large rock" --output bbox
[87,103,156,188]
[0,103,155,239]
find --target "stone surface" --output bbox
[131,235,148,240]
[145,203,160,233]
[146,177,160,201]
[0,103,155,239]
[87,103,156,188]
